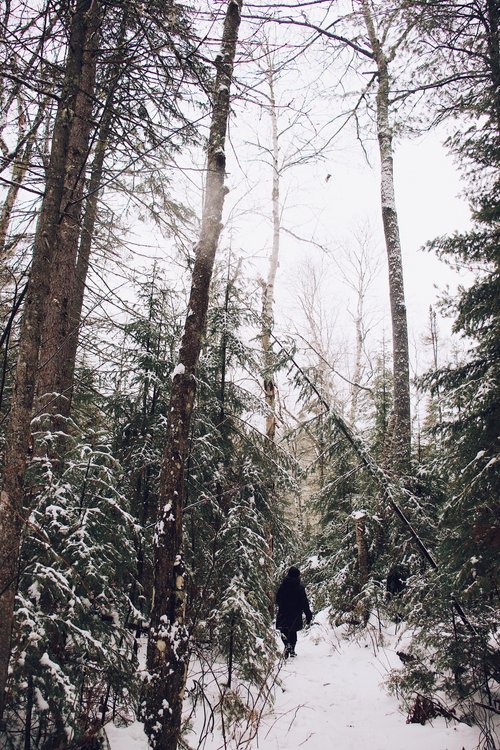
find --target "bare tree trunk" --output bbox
[486,0,500,131]
[350,300,364,425]
[36,1,101,425]
[344,229,377,424]
[57,48,124,416]
[361,0,411,473]
[428,305,443,435]
[0,284,27,414]
[354,512,369,624]
[261,55,281,442]
[59,122,108,414]
[144,3,243,749]
[23,672,33,750]
[0,0,102,722]
[355,515,369,586]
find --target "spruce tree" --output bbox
[6,427,138,747]
[389,0,499,720]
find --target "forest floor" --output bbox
[106,611,496,750]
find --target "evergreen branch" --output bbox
[269,332,484,639]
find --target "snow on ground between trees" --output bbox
[106,610,489,750]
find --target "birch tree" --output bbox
[144,3,243,749]
[261,49,281,443]
[359,0,411,473]
[251,2,413,472]
[331,226,379,426]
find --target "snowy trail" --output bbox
[107,613,489,750]
[259,613,482,750]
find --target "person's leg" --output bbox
[288,628,298,655]
[280,628,290,654]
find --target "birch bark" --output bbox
[144,3,243,749]
[261,57,281,442]
[350,292,364,425]
[360,0,411,472]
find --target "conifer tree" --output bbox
[0,1,105,717]
[145,6,244,748]
[5,424,138,747]
[383,0,499,721]
[0,1,205,721]
[110,270,184,620]
[410,160,499,716]
[182,262,290,706]
[211,463,277,688]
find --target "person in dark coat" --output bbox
[275,566,312,658]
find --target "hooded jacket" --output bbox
[275,573,312,631]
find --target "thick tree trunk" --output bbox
[486,0,500,131]
[58,67,122,416]
[36,1,101,424]
[0,0,102,722]
[49,15,127,418]
[261,58,281,442]
[60,128,107,413]
[361,0,411,473]
[144,3,243,749]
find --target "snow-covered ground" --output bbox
[106,612,494,750]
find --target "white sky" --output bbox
[218,109,472,386]
[91,6,475,402]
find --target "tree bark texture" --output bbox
[349,299,364,425]
[36,1,102,422]
[144,3,243,749]
[261,58,281,442]
[486,0,500,131]
[361,0,411,472]
[355,515,369,587]
[0,0,102,722]
[355,514,370,624]
[58,42,125,417]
